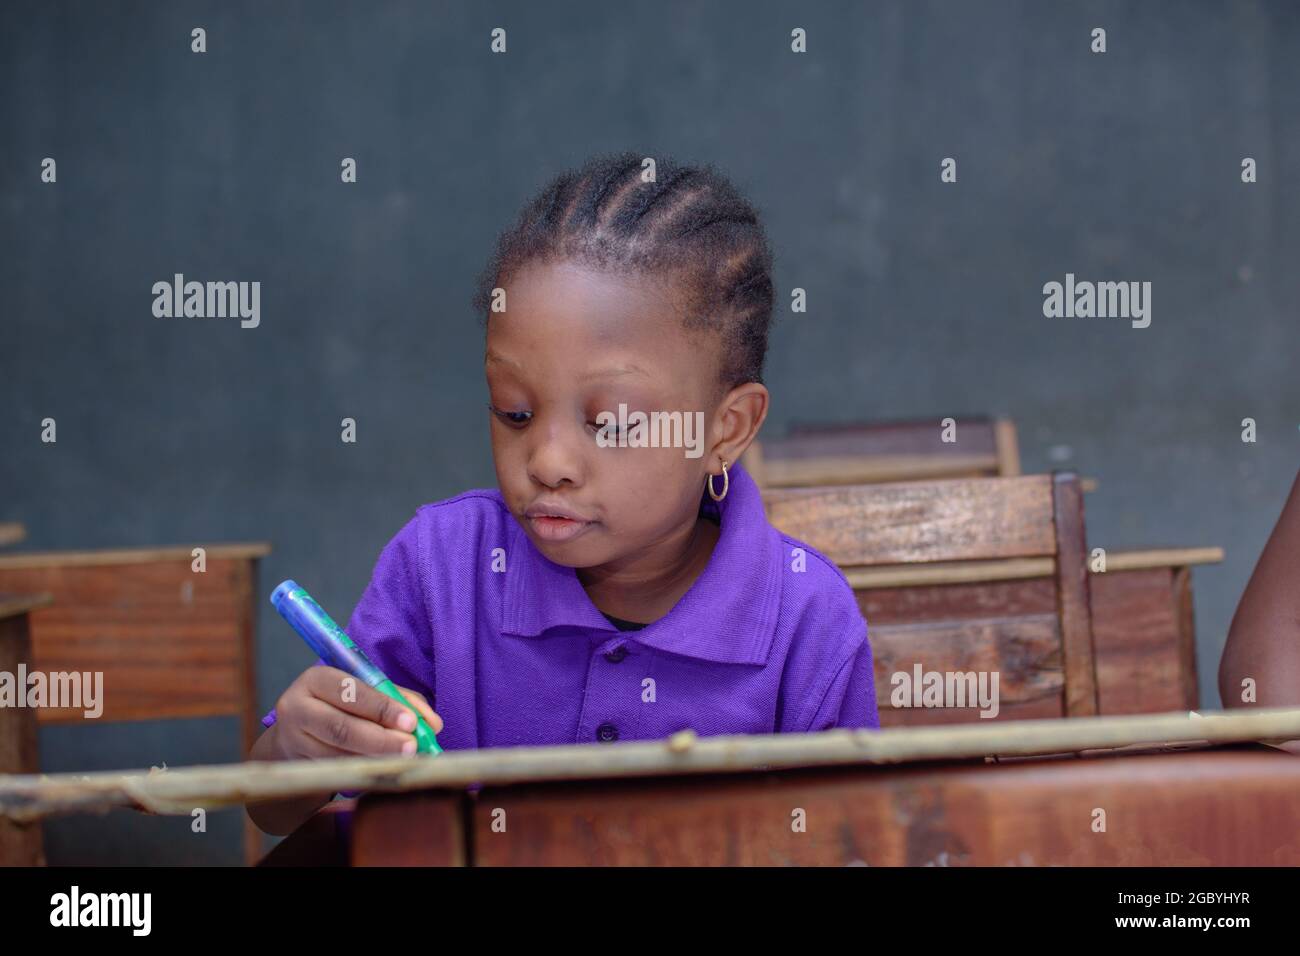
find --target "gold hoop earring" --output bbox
[706,459,729,502]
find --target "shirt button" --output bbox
[604,646,628,663]
[596,723,619,742]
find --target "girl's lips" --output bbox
[528,515,594,543]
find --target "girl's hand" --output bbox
[269,665,444,760]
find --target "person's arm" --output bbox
[246,514,439,835]
[245,724,336,836]
[1219,468,1300,752]
[244,675,443,836]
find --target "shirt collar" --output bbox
[501,460,781,665]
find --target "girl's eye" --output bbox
[488,403,532,427]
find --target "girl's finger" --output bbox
[305,668,421,733]
[300,699,420,756]
[395,685,444,733]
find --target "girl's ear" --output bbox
[709,383,769,467]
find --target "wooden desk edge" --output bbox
[0,542,272,569]
[0,592,54,619]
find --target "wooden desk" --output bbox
[340,744,1300,866]
[3,708,1294,867]
[0,592,53,866]
[0,543,269,865]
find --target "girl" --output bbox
[248,153,878,835]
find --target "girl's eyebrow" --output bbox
[486,349,649,381]
[579,364,649,381]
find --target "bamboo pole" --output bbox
[3,707,1299,823]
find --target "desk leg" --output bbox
[0,612,44,866]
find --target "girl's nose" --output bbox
[527,420,585,489]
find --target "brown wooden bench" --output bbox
[0,543,270,864]
[764,473,1099,722]
[853,547,1220,723]
[763,476,1220,724]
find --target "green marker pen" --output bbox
[271,579,441,754]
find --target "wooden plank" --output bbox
[0,560,248,723]
[860,570,1197,721]
[861,572,1196,721]
[877,697,1061,726]
[1090,568,1188,715]
[0,609,45,865]
[762,454,999,487]
[765,475,1057,565]
[857,576,1057,624]
[748,415,1103,491]
[1173,566,1201,710]
[1052,473,1099,717]
[756,419,1002,487]
[0,542,271,570]
[780,418,998,456]
[466,748,1300,865]
[351,791,465,866]
[870,615,1064,726]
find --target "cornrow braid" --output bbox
[473,152,775,392]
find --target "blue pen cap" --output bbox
[270,579,299,611]
[270,579,387,687]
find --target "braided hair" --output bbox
[474,152,775,393]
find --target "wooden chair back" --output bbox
[764,473,1099,722]
[745,416,1020,488]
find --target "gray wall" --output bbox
[2,0,1297,864]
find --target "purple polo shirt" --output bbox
[260,460,878,749]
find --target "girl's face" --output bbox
[485,259,766,571]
